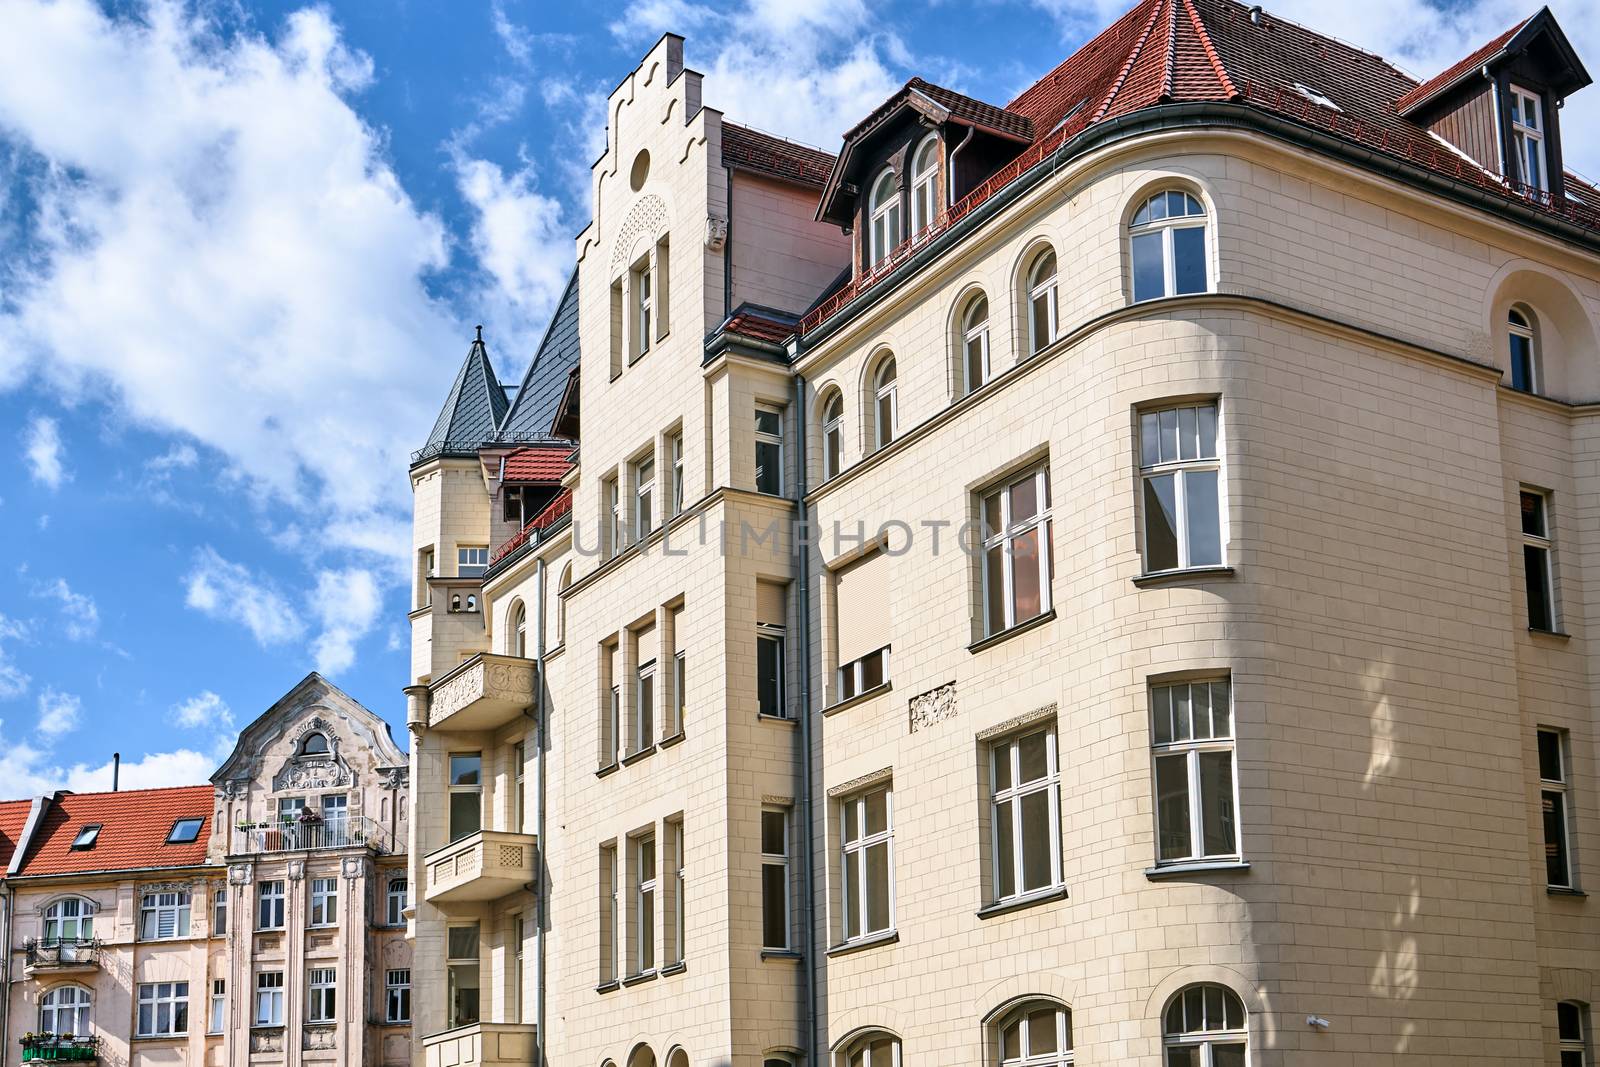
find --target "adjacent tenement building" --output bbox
[405,1,1600,1064]
[0,673,412,1067]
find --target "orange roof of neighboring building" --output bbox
[17,785,214,877]
[503,446,573,483]
[0,799,35,872]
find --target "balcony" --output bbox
[422,1022,537,1067]
[425,653,537,733]
[20,1036,98,1062]
[423,830,536,905]
[23,939,100,975]
[232,815,394,857]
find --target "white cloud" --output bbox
[0,724,220,794]
[22,415,67,488]
[31,576,99,641]
[171,689,234,730]
[146,443,198,473]
[491,0,533,66]
[184,546,305,646]
[0,615,30,700]
[309,566,383,675]
[36,687,82,738]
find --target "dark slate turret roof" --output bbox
[498,270,581,443]
[413,328,510,465]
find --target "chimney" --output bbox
[112,752,120,792]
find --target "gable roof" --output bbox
[16,786,213,877]
[211,672,405,789]
[414,328,510,465]
[0,799,35,873]
[1394,17,1530,115]
[498,270,582,443]
[722,123,837,188]
[503,445,574,482]
[1396,7,1590,116]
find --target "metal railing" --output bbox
[233,815,393,856]
[19,1035,98,1062]
[23,939,100,968]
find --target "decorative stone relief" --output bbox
[303,1025,338,1052]
[229,862,254,885]
[251,1029,285,1054]
[908,681,958,733]
[271,754,352,793]
[341,856,366,880]
[704,215,728,252]
[378,766,409,789]
[609,194,668,270]
[288,860,305,882]
[429,659,534,726]
[140,880,194,895]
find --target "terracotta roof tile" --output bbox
[502,446,573,483]
[0,799,35,872]
[908,79,1033,140]
[723,307,799,345]
[722,123,836,187]
[1395,18,1530,115]
[19,786,213,877]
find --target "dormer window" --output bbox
[1509,85,1546,191]
[910,135,939,235]
[868,169,901,267]
[71,824,101,851]
[301,732,329,756]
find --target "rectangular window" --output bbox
[1559,1002,1589,1067]
[417,546,436,609]
[600,842,619,984]
[1541,728,1576,890]
[448,752,483,841]
[514,741,527,834]
[308,878,337,927]
[212,886,227,936]
[256,881,285,931]
[981,464,1053,636]
[761,808,790,950]
[457,546,489,578]
[385,969,411,1024]
[673,650,687,736]
[1522,489,1558,632]
[837,646,890,703]
[386,878,408,926]
[447,924,481,1028]
[635,454,655,539]
[834,548,891,702]
[253,971,283,1027]
[604,476,622,556]
[138,981,189,1037]
[757,625,786,718]
[634,832,656,975]
[141,890,192,941]
[670,431,685,515]
[668,817,685,965]
[990,725,1062,901]
[1151,678,1239,864]
[1139,403,1222,573]
[1510,85,1547,191]
[840,785,893,942]
[756,405,784,495]
[636,660,655,754]
[512,915,526,1020]
[208,980,226,1034]
[632,253,653,358]
[306,967,336,1023]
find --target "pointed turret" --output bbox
[413,326,510,466]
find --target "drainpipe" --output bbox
[724,166,735,317]
[1,881,11,1067]
[947,124,976,206]
[533,558,549,1066]
[790,364,819,1064]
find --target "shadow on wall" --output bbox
[1488,266,1600,401]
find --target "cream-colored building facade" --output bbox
[405,1,1600,1064]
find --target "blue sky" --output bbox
[1,0,1597,794]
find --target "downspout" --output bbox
[533,558,549,1066]
[724,166,735,317]
[947,124,976,206]
[790,362,819,1064]
[0,881,10,1067]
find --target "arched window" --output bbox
[466,594,477,612]
[1130,189,1208,302]
[821,391,845,480]
[510,601,527,657]
[300,733,328,756]
[39,985,92,1037]
[996,1000,1072,1065]
[628,1046,657,1067]
[841,1032,900,1067]
[558,564,573,647]
[1509,306,1540,393]
[1027,250,1058,356]
[1559,1002,1590,1066]
[1163,984,1246,1066]
[873,357,899,451]
[910,135,939,234]
[868,169,901,267]
[666,1049,689,1067]
[43,898,95,944]
[962,293,991,395]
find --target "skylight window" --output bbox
[71,824,101,850]
[1293,83,1341,111]
[166,818,204,844]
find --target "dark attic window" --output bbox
[71,824,101,850]
[166,817,204,844]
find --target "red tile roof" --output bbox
[18,786,213,877]
[503,446,573,483]
[722,123,836,188]
[723,307,800,344]
[1395,18,1530,115]
[491,485,574,565]
[0,799,35,872]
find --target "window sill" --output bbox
[976,885,1069,919]
[757,712,799,726]
[620,745,656,767]
[595,762,619,779]
[1530,627,1572,641]
[134,1034,189,1042]
[822,682,893,717]
[1145,859,1251,880]
[658,730,686,749]
[967,610,1055,654]
[594,980,620,995]
[1548,886,1587,898]
[826,930,898,958]
[761,948,802,961]
[660,960,687,976]
[1132,565,1235,588]
[621,969,657,987]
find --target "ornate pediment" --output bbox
[271,755,352,793]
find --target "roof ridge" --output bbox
[1095,0,1167,122]
[1161,0,1179,100]
[1183,0,1240,98]
[54,783,213,799]
[1393,12,1532,114]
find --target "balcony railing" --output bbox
[20,1035,98,1062]
[23,939,100,971]
[426,653,537,733]
[232,815,393,856]
[423,829,537,905]
[422,1021,537,1067]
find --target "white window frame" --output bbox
[256,881,285,931]
[836,645,890,703]
[756,404,784,496]
[1522,488,1559,632]
[635,453,655,539]
[515,741,527,833]
[840,785,894,943]
[841,1032,901,1066]
[963,294,991,395]
[448,752,483,841]
[1138,401,1224,574]
[634,832,657,975]
[605,476,622,556]
[43,896,95,943]
[1509,306,1539,394]
[137,981,189,1038]
[670,818,686,965]
[1163,984,1248,1066]
[1541,727,1576,891]
[1150,678,1241,866]
[253,971,284,1027]
[670,431,684,515]
[306,967,336,1024]
[673,651,687,736]
[607,684,621,767]
[821,392,844,480]
[40,984,92,1037]
[1510,84,1547,192]
[457,545,489,578]
[868,168,901,266]
[386,878,408,926]
[208,979,225,1034]
[997,1001,1074,1066]
[633,252,654,357]
[447,923,481,1028]
[989,726,1063,903]
[386,969,411,1024]
[1129,190,1208,302]
[308,877,337,928]
[761,807,790,951]
[635,659,656,753]
[601,843,619,983]
[212,886,227,936]
[1027,251,1058,355]
[873,357,898,450]
[140,890,191,941]
[757,623,787,719]
[910,134,939,235]
[980,464,1053,637]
